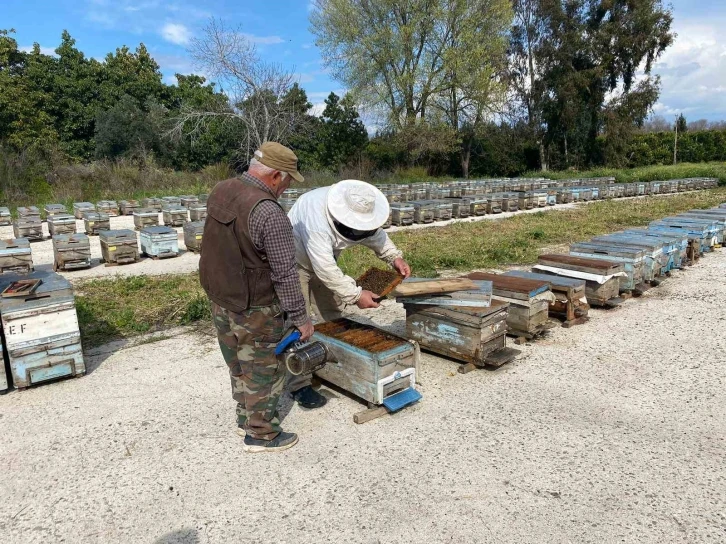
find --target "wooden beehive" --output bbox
[189,205,207,222]
[183,221,204,253]
[504,270,589,327]
[591,234,670,278]
[0,270,85,390]
[312,318,419,407]
[163,207,187,227]
[179,195,199,208]
[487,195,503,214]
[52,233,91,271]
[466,272,554,339]
[83,212,110,236]
[141,197,163,212]
[517,192,535,210]
[133,208,160,230]
[119,200,140,216]
[381,210,392,229]
[13,217,43,241]
[18,206,41,218]
[390,203,414,226]
[0,238,34,274]
[47,214,77,236]
[569,242,647,293]
[469,197,488,216]
[535,254,624,307]
[197,193,209,205]
[44,204,68,217]
[140,226,179,259]
[161,196,182,209]
[449,199,471,218]
[96,200,119,216]
[501,193,519,212]
[403,299,514,369]
[0,207,11,226]
[430,200,453,221]
[99,229,139,265]
[73,202,96,219]
[410,201,435,224]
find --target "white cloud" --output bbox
[241,33,285,45]
[20,45,57,56]
[161,22,191,45]
[651,17,726,120]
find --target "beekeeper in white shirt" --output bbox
[288,180,411,322]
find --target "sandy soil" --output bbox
[1,245,724,543]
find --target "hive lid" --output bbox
[466,272,550,298]
[99,229,137,242]
[0,270,74,311]
[141,226,176,235]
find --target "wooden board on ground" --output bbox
[391,278,479,297]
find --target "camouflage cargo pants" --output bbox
[211,301,285,440]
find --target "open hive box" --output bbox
[312,318,420,410]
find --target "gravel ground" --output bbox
[1,246,724,543]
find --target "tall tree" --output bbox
[317,92,368,170]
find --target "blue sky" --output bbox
[5,0,726,121]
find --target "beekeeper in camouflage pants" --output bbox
[200,143,314,453]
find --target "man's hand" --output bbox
[356,290,381,309]
[393,257,411,278]
[297,319,315,342]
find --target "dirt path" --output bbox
[1,246,724,543]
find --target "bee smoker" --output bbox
[274,330,329,376]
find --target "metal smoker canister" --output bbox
[284,342,329,375]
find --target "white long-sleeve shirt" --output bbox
[288,187,403,304]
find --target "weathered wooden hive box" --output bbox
[649,220,710,255]
[47,214,77,236]
[535,254,624,307]
[403,299,511,368]
[679,211,726,244]
[140,226,179,259]
[466,273,554,338]
[133,208,160,230]
[623,183,637,197]
[446,184,462,198]
[645,226,700,264]
[469,197,488,216]
[96,200,119,216]
[517,192,535,210]
[0,331,6,392]
[189,205,207,222]
[486,194,503,214]
[501,193,520,212]
[163,206,187,227]
[390,203,414,226]
[18,206,41,218]
[449,199,471,218]
[556,189,574,204]
[52,233,91,271]
[623,229,689,269]
[569,242,647,292]
[661,216,720,249]
[183,221,204,252]
[162,196,182,209]
[0,238,34,274]
[384,189,402,203]
[0,270,85,389]
[44,204,68,217]
[591,234,670,278]
[83,212,110,235]
[119,200,140,216]
[430,200,453,221]
[381,210,392,229]
[73,202,96,219]
[179,195,199,208]
[411,201,435,224]
[546,190,558,206]
[197,193,209,205]
[580,187,593,201]
[141,197,162,212]
[13,217,43,241]
[505,270,589,326]
[0,207,11,226]
[312,318,419,406]
[99,229,139,265]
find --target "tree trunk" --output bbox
[539,141,548,172]
[564,134,569,167]
[673,124,678,165]
[461,144,471,179]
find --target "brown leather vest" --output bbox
[199,177,281,313]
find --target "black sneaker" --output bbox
[243,432,298,453]
[292,385,328,409]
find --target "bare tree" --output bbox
[168,18,309,158]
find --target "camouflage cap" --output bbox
[254,142,304,183]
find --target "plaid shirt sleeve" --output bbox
[249,200,309,327]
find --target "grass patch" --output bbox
[76,188,726,348]
[522,162,726,185]
[75,273,209,349]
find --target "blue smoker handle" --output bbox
[275,330,301,356]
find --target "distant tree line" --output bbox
[1,1,724,189]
